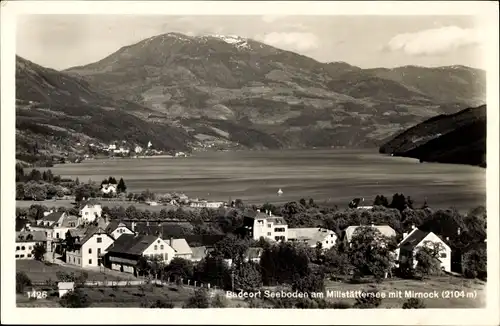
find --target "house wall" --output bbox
[415,233,452,272]
[15,241,43,259]
[142,238,176,264]
[81,233,115,268]
[319,230,338,250]
[253,218,288,242]
[111,227,134,240]
[80,205,102,223]
[66,249,82,266]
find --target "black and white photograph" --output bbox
[1,1,499,325]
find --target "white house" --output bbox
[134,145,143,154]
[101,183,117,195]
[104,220,134,240]
[105,234,176,275]
[66,226,115,267]
[249,211,288,242]
[66,226,115,268]
[79,201,102,223]
[394,226,452,272]
[288,227,338,250]
[15,231,47,259]
[28,212,79,253]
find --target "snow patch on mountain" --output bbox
[205,34,251,50]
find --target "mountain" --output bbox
[63,32,486,150]
[16,55,194,165]
[379,105,486,167]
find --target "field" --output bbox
[323,275,486,308]
[16,260,136,283]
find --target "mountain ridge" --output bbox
[16,31,487,161]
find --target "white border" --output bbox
[1,1,499,325]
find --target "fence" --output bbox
[80,277,218,291]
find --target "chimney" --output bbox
[411,224,416,230]
[269,211,272,217]
[131,221,136,232]
[371,223,375,227]
[446,236,450,242]
[403,231,408,239]
[457,227,461,235]
[169,237,173,247]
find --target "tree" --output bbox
[184,288,210,308]
[213,234,250,261]
[59,288,92,307]
[462,248,487,280]
[16,183,25,200]
[117,178,127,193]
[348,227,394,281]
[292,270,325,295]
[16,272,32,294]
[373,195,389,207]
[32,243,47,261]
[402,298,426,309]
[164,257,194,281]
[323,247,352,280]
[136,256,151,277]
[414,242,445,279]
[353,289,382,308]
[233,262,262,291]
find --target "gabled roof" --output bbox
[79,200,101,210]
[59,215,80,228]
[106,234,159,256]
[288,228,336,246]
[16,231,47,242]
[42,211,65,222]
[80,226,111,246]
[105,220,131,234]
[398,229,448,251]
[345,225,396,243]
[171,239,192,255]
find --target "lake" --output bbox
[48,149,486,211]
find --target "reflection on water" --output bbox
[49,149,486,211]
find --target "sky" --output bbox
[16,15,487,70]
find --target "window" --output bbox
[267,224,272,228]
[267,232,271,236]
[28,254,32,258]
[274,227,285,232]
[157,240,160,243]
[16,246,20,251]
[21,246,25,250]
[97,237,102,243]
[56,233,60,238]
[326,241,328,244]
[28,246,32,250]
[85,212,89,216]
[15,255,19,258]
[98,248,101,255]
[89,248,92,254]
[20,254,25,258]
[440,253,447,258]
[78,259,80,265]
[331,234,334,237]
[160,245,164,250]
[89,259,92,264]
[154,245,158,250]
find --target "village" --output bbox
[15,171,487,308]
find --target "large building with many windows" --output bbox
[245,210,288,242]
[15,231,47,259]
